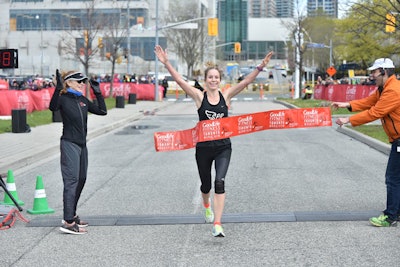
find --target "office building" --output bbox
[248,0,277,18]
[0,0,290,77]
[276,0,294,18]
[307,0,338,18]
[217,0,288,63]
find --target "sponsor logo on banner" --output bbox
[303,109,320,126]
[269,111,286,128]
[201,120,222,140]
[42,90,51,108]
[191,127,198,145]
[327,85,334,100]
[238,115,254,134]
[345,86,357,101]
[17,92,30,109]
[155,132,175,151]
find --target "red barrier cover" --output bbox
[154,107,332,152]
[0,84,163,116]
[313,84,377,102]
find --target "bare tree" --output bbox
[102,2,130,95]
[59,0,103,77]
[283,0,307,98]
[161,0,211,78]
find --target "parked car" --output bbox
[162,75,195,90]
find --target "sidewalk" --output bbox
[0,100,172,172]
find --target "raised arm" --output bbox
[154,45,203,105]
[224,51,274,101]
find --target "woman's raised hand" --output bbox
[154,45,168,65]
[262,51,274,66]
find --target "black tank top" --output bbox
[196,91,231,147]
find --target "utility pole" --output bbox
[127,0,131,75]
[155,0,160,101]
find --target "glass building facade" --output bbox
[217,0,285,61]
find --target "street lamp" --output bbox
[35,15,43,76]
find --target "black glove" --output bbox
[56,69,63,91]
[89,79,101,95]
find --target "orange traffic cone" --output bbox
[27,175,54,214]
[1,170,24,206]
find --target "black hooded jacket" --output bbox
[49,90,107,146]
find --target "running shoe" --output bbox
[59,222,87,235]
[61,215,88,228]
[369,214,397,227]
[205,207,214,223]
[74,216,88,228]
[212,224,225,237]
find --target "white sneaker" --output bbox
[204,207,214,223]
[212,224,225,237]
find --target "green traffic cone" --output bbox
[27,176,54,215]
[1,169,24,206]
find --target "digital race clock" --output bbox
[0,49,18,69]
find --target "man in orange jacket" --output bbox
[332,58,400,227]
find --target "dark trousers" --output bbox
[384,140,400,220]
[60,139,88,222]
[195,144,232,194]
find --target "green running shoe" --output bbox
[205,207,214,223]
[369,214,397,227]
[212,224,225,237]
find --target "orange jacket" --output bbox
[349,75,400,143]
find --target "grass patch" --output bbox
[278,97,388,144]
[347,124,389,144]
[276,98,351,115]
[0,97,117,134]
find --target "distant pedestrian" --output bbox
[161,77,169,98]
[194,79,204,92]
[332,58,400,227]
[49,70,107,234]
[155,45,273,237]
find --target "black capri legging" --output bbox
[195,144,232,194]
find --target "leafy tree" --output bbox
[335,0,400,68]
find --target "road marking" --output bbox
[28,210,379,227]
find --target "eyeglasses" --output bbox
[76,80,86,84]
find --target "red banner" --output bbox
[313,84,377,102]
[154,107,332,152]
[0,84,163,116]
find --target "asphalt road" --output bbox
[1,99,398,266]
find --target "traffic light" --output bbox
[386,13,396,33]
[98,37,103,48]
[234,42,241,54]
[208,18,218,36]
[84,30,89,47]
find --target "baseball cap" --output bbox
[367,58,395,70]
[64,72,87,82]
